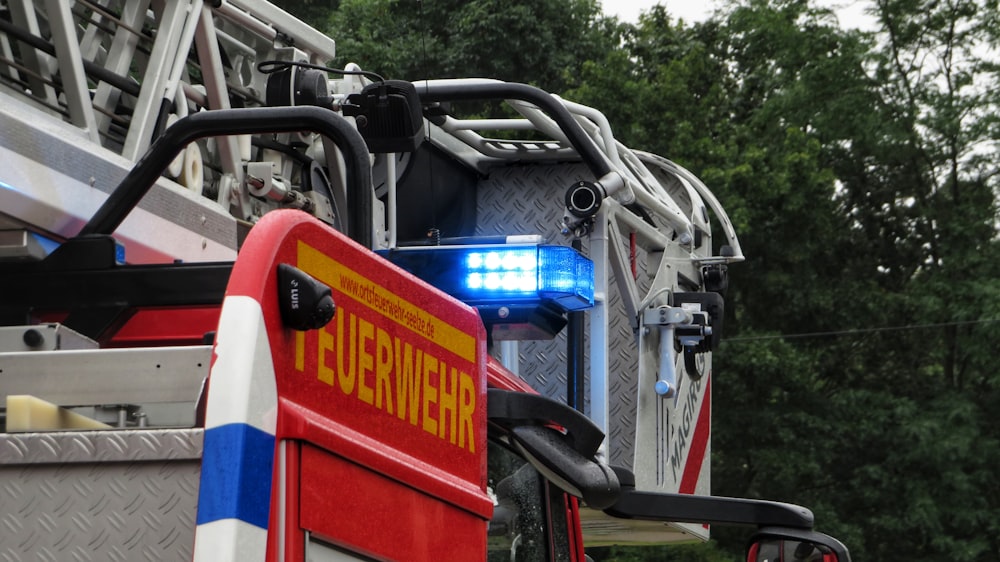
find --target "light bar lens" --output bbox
[380,245,595,311]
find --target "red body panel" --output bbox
[300,444,488,560]
[219,210,491,561]
[486,356,537,392]
[109,306,221,346]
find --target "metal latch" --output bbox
[642,304,715,398]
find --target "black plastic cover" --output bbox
[511,425,621,509]
[277,263,335,331]
[487,389,620,509]
[265,66,330,107]
[673,291,724,352]
[344,80,424,153]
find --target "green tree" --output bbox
[258,0,1000,559]
[821,0,1000,558]
[270,0,340,30]
[572,2,875,557]
[577,1,1000,559]
[707,1,1000,559]
[323,0,620,92]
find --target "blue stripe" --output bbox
[196,423,275,529]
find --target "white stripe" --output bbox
[193,519,269,562]
[204,295,278,433]
[194,295,279,562]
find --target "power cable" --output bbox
[723,318,1000,343]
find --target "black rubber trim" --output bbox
[487,388,604,457]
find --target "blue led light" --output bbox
[485,252,502,270]
[379,244,595,312]
[536,246,594,310]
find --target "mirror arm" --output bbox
[604,490,814,529]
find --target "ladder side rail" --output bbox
[636,152,745,263]
[88,0,152,137]
[121,1,197,160]
[43,0,99,142]
[192,2,248,218]
[6,1,58,105]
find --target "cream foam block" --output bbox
[5,395,112,432]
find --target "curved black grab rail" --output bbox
[79,106,374,247]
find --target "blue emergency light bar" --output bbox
[379,245,595,312]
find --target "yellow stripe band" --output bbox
[298,241,476,363]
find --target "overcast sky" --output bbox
[604,1,877,29]
[604,0,713,23]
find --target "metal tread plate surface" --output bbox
[0,429,202,561]
[0,428,203,464]
[476,163,643,470]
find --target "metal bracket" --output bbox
[641,305,691,398]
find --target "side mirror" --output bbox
[747,527,851,562]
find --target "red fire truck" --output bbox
[0,2,849,560]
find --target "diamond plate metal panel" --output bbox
[476,164,644,470]
[0,429,202,561]
[0,429,203,464]
[477,165,574,239]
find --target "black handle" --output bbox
[79,106,374,247]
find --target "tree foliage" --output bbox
[577,1,1000,559]
[276,1,1000,559]
[322,0,620,93]
[270,0,340,30]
